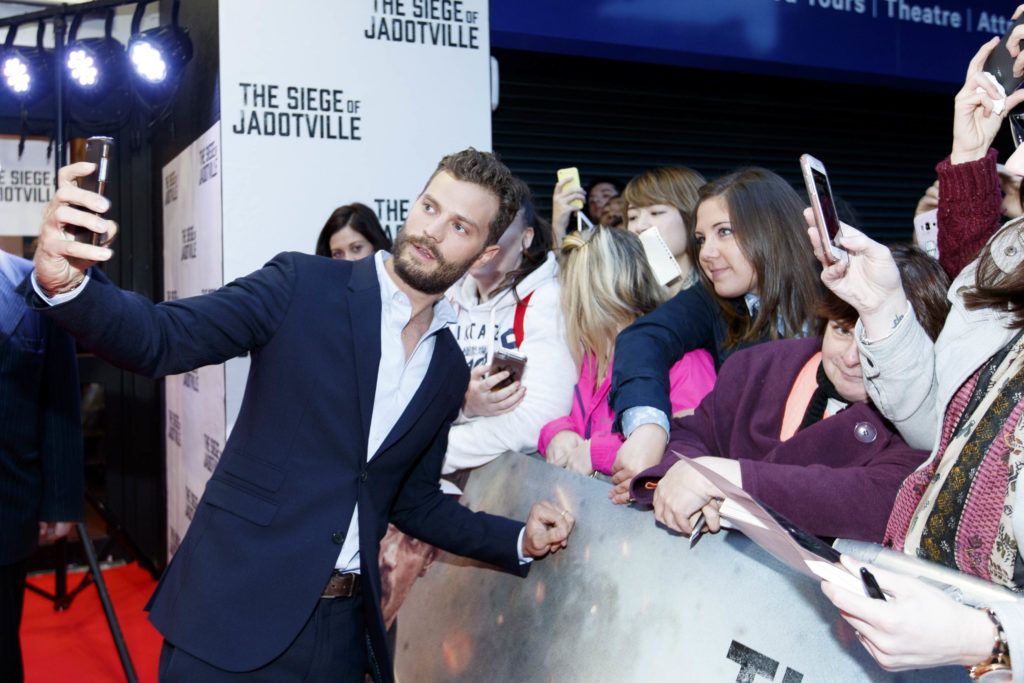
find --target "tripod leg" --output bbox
[54,536,68,611]
[84,491,161,580]
[77,522,138,683]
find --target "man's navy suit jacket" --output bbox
[1,252,82,565]
[26,253,526,678]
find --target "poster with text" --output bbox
[0,137,54,236]
[162,122,225,560]
[218,0,491,429]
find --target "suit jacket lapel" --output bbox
[0,253,27,343]
[372,334,452,460]
[347,257,382,445]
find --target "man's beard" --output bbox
[392,230,479,295]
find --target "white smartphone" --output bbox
[638,227,683,286]
[800,154,848,265]
[913,208,939,259]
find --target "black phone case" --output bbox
[984,15,1024,96]
[74,136,114,245]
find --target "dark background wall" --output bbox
[0,0,219,572]
[492,47,1011,243]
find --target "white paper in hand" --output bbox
[679,455,852,586]
[978,71,1008,116]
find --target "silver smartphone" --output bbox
[800,154,848,265]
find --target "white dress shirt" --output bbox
[33,252,529,572]
[335,250,457,572]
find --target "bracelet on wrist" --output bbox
[968,608,1012,681]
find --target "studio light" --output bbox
[1,23,51,102]
[3,54,30,93]
[127,0,191,105]
[65,12,126,99]
[65,11,131,128]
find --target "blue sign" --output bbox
[491,0,1018,89]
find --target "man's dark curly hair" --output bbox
[426,148,523,246]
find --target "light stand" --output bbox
[1,2,192,680]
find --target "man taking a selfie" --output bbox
[22,149,575,682]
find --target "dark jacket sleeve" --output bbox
[610,285,720,432]
[38,318,84,522]
[23,253,298,379]
[936,149,1003,280]
[739,430,927,543]
[390,404,527,576]
[629,363,727,505]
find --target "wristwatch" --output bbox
[969,608,1012,682]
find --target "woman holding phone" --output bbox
[815,29,1024,680]
[622,166,707,296]
[538,226,715,476]
[608,168,823,503]
[630,245,947,544]
[442,179,576,488]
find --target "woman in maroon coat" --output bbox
[629,245,951,542]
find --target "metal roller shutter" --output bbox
[492,48,997,243]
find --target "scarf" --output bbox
[884,331,1024,588]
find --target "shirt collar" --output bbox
[373,250,457,331]
[743,292,760,317]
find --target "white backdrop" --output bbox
[162,122,225,559]
[163,0,491,557]
[218,0,492,433]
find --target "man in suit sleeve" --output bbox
[0,249,83,683]
[24,149,575,682]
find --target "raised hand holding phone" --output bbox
[800,154,848,266]
[552,168,588,241]
[953,29,1024,164]
[556,167,584,211]
[803,210,907,342]
[72,137,114,245]
[981,8,1024,97]
[34,161,118,298]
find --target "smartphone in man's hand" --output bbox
[74,136,114,245]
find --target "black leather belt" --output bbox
[322,570,361,599]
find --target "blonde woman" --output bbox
[623,166,706,296]
[538,227,716,476]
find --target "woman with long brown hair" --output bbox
[608,167,823,503]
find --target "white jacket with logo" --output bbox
[443,252,575,490]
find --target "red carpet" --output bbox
[22,563,161,682]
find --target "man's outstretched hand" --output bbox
[522,501,575,558]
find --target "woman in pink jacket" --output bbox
[539,226,716,475]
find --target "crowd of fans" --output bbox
[305,27,1024,682]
